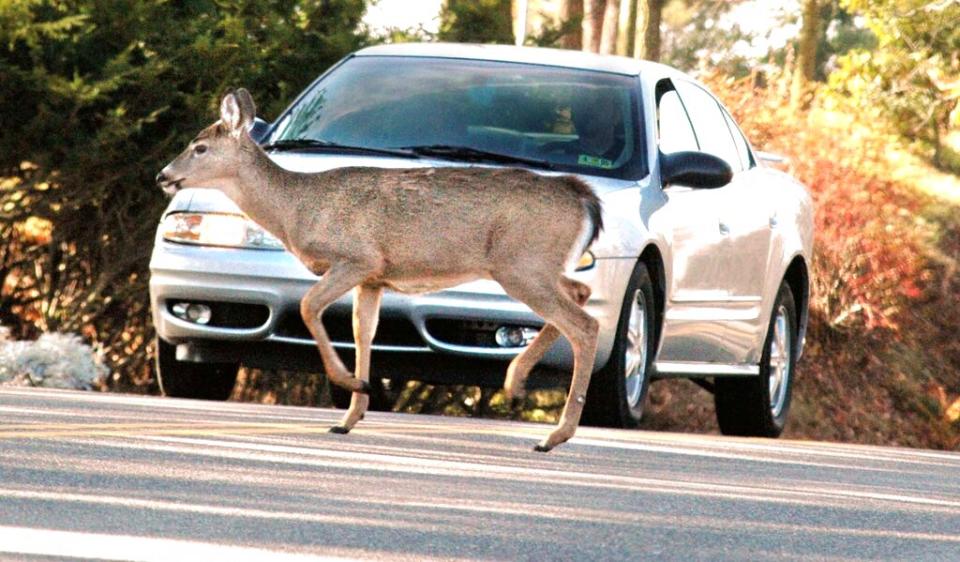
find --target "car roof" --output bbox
[354,42,683,78]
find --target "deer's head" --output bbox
[156,89,257,195]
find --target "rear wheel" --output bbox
[582,262,657,428]
[714,282,797,437]
[155,338,238,400]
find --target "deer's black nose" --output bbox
[155,172,168,185]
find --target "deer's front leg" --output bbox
[332,283,383,433]
[300,264,376,402]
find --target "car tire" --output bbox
[714,282,797,437]
[155,338,239,400]
[330,377,397,412]
[582,261,657,428]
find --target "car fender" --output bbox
[754,169,814,362]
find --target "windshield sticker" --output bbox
[578,154,614,169]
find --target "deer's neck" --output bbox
[224,143,306,243]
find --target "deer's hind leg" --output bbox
[495,274,599,452]
[503,279,591,405]
[330,283,383,434]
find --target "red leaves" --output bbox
[703,71,931,333]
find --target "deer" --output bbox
[156,89,602,452]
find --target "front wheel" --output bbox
[581,261,657,428]
[714,282,797,437]
[156,338,239,400]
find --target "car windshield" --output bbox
[269,56,645,179]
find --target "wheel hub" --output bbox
[624,289,648,409]
[768,304,791,417]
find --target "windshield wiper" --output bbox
[262,138,419,159]
[397,144,556,171]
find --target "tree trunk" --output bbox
[559,0,583,49]
[633,0,662,61]
[514,0,528,45]
[599,0,620,54]
[791,0,820,108]
[582,0,604,53]
[616,0,636,56]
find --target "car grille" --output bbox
[426,319,499,348]
[274,312,425,347]
[166,300,269,329]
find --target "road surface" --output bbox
[0,387,958,560]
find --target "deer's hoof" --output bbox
[533,443,553,453]
[510,397,524,411]
[328,425,351,435]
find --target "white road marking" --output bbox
[0,489,436,532]
[0,525,350,561]
[84,435,960,512]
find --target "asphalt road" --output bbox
[0,388,958,561]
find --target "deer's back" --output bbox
[290,166,590,283]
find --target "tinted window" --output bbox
[722,109,752,170]
[271,56,645,179]
[657,89,698,154]
[675,81,742,172]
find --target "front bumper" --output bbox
[149,239,630,384]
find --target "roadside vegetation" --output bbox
[1,0,957,448]
[0,326,106,389]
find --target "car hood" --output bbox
[166,152,639,215]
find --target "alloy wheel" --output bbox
[624,289,648,409]
[768,304,791,418]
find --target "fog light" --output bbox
[494,326,539,347]
[171,302,212,325]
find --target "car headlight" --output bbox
[161,212,284,250]
[575,250,596,271]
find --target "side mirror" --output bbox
[248,117,271,144]
[660,151,733,189]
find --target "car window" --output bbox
[656,89,699,154]
[675,81,742,173]
[270,56,646,179]
[721,108,753,170]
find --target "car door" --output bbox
[649,80,735,364]
[718,105,775,303]
[674,80,774,361]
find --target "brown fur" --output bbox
[158,89,602,451]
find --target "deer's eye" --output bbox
[194,144,208,155]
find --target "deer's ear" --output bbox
[234,88,256,127]
[220,91,243,134]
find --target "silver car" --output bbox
[150,43,813,436]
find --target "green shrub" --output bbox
[0,0,370,390]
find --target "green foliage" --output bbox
[833,0,960,167]
[660,1,874,80]
[0,0,369,387]
[438,0,513,44]
[524,12,581,48]
[812,2,875,79]
[660,1,751,75]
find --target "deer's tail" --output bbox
[559,176,603,271]
[561,175,603,247]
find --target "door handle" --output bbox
[718,221,730,235]
[769,214,779,228]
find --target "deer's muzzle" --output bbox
[155,171,184,195]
